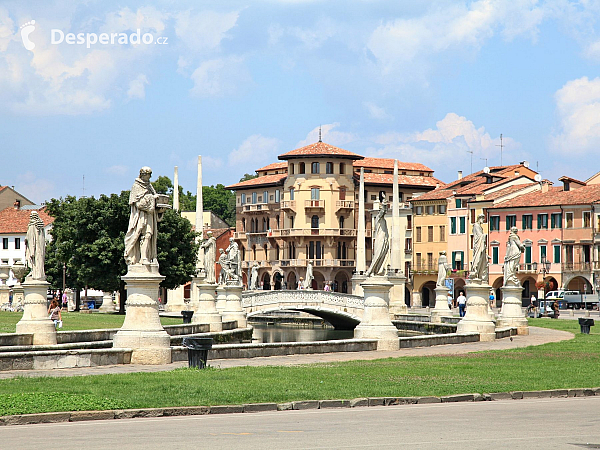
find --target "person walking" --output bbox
[457,291,467,317]
[447,292,453,310]
[489,290,495,309]
[47,299,62,329]
[552,299,560,319]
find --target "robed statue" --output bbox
[124,167,160,266]
[217,248,230,285]
[436,251,450,287]
[303,261,314,289]
[469,214,488,282]
[503,226,524,287]
[199,231,217,283]
[225,237,241,283]
[249,263,259,290]
[366,201,390,277]
[25,211,46,280]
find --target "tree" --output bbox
[239,173,258,182]
[152,176,173,195]
[46,190,198,313]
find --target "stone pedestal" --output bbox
[12,285,24,310]
[456,283,496,342]
[0,284,9,305]
[354,277,399,351]
[16,279,56,345]
[351,273,367,297]
[431,286,451,323]
[497,285,529,335]
[192,283,222,331]
[222,284,247,328]
[388,272,408,316]
[165,285,187,312]
[113,265,171,365]
[99,292,114,312]
[215,286,227,311]
[187,275,204,313]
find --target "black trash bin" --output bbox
[181,310,194,324]
[578,317,595,334]
[182,337,213,369]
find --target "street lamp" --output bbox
[540,256,551,317]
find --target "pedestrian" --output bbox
[324,283,331,292]
[62,291,68,310]
[457,291,467,317]
[298,277,304,290]
[47,299,62,329]
[552,299,560,319]
[447,292,453,310]
[489,290,495,309]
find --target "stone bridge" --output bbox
[241,290,365,330]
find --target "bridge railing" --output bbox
[242,290,365,310]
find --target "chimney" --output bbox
[13,200,20,210]
[541,181,549,193]
[457,171,463,180]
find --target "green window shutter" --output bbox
[554,245,561,263]
[525,246,531,264]
[522,215,526,229]
[451,217,456,234]
[557,214,562,228]
[537,214,541,229]
[492,247,499,264]
[459,217,466,234]
[452,251,456,270]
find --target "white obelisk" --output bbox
[173,166,179,211]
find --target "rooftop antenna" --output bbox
[480,157,488,167]
[318,125,322,142]
[82,175,85,198]
[496,133,504,166]
[467,149,473,174]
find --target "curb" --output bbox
[1,387,599,427]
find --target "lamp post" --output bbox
[540,256,551,317]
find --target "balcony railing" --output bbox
[281,200,296,211]
[412,263,437,274]
[278,259,355,268]
[242,203,271,213]
[335,200,355,211]
[305,199,325,209]
[518,263,538,273]
[269,228,357,238]
[562,262,592,272]
[233,231,246,239]
[241,260,271,269]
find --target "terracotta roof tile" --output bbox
[256,162,287,172]
[225,173,287,190]
[0,207,54,234]
[353,157,433,172]
[489,185,600,209]
[278,141,364,160]
[471,183,537,201]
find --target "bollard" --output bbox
[181,310,194,324]
[578,317,594,334]
[182,337,213,369]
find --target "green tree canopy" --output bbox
[239,173,258,182]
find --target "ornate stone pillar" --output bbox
[16,279,56,345]
[456,283,496,341]
[99,292,114,312]
[192,283,222,331]
[354,278,399,351]
[165,285,187,312]
[431,286,451,323]
[497,285,529,335]
[215,286,227,311]
[222,284,247,328]
[113,266,171,364]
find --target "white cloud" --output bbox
[296,123,357,148]
[16,171,56,204]
[363,101,391,120]
[228,135,281,166]
[551,76,600,155]
[127,74,149,100]
[106,165,128,176]
[189,56,249,97]
[174,10,239,53]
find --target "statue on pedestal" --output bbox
[199,231,217,283]
[124,167,161,266]
[217,249,230,285]
[469,214,488,282]
[249,263,259,290]
[225,237,241,283]
[25,211,46,281]
[304,261,314,289]
[503,226,524,287]
[436,251,450,287]
[366,201,389,277]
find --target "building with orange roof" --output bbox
[225,140,439,293]
[0,186,34,212]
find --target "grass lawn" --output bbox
[0,318,599,415]
[0,311,182,333]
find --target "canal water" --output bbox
[250,322,354,343]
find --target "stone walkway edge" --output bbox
[1,387,599,426]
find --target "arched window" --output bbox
[275,243,280,260]
[242,218,246,231]
[311,162,320,174]
[266,217,270,230]
[339,216,345,229]
[311,215,319,229]
[276,215,280,229]
[342,242,347,259]
[299,162,305,174]
[252,245,256,260]
[263,244,268,260]
[262,218,267,231]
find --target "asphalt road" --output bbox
[2,397,600,449]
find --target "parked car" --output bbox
[528,299,557,318]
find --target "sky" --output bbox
[1,0,600,204]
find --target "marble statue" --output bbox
[225,237,241,283]
[25,211,46,280]
[503,226,524,287]
[469,214,488,282]
[436,251,450,287]
[366,201,389,277]
[124,167,160,266]
[199,231,217,283]
[249,263,259,290]
[217,249,230,285]
[304,261,314,289]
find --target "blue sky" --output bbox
[1,0,600,203]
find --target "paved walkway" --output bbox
[0,326,573,379]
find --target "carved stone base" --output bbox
[497,285,529,335]
[16,279,57,345]
[12,285,24,310]
[354,276,399,351]
[431,286,451,324]
[165,285,187,313]
[351,273,367,297]
[112,266,171,365]
[0,285,9,305]
[99,292,114,312]
[388,272,408,316]
[222,284,247,328]
[215,286,227,311]
[456,282,496,342]
[192,283,222,331]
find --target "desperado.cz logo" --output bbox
[20,20,168,51]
